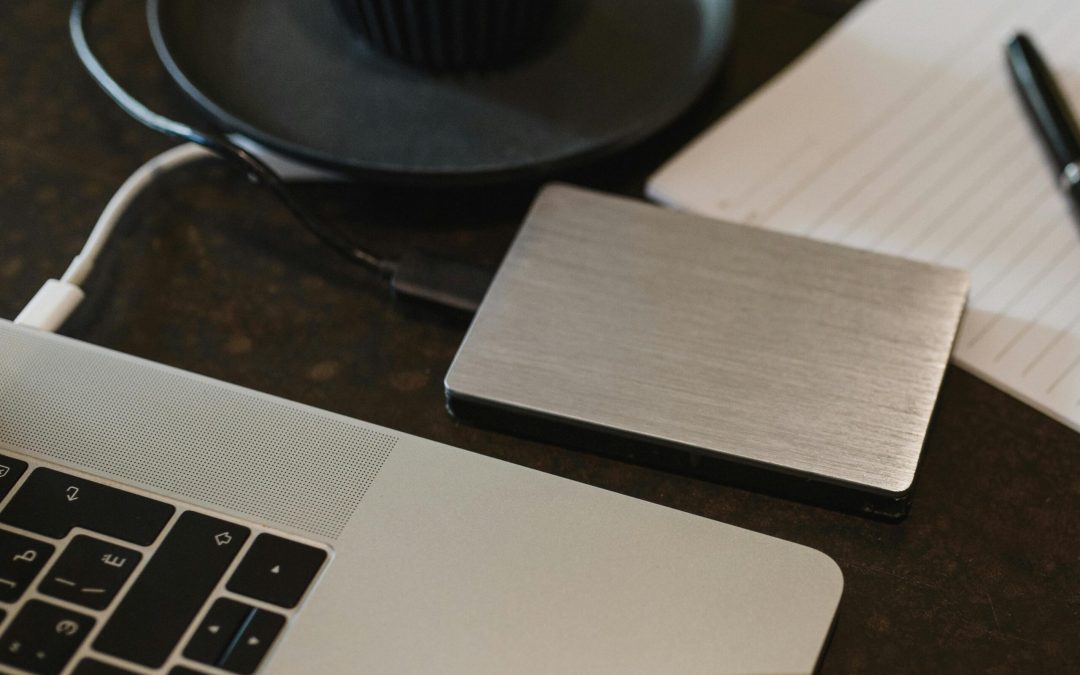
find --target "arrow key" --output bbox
[227,534,326,608]
[221,607,285,675]
[184,598,252,667]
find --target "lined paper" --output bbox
[648,0,1080,432]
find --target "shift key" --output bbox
[0,468,174,545]
[95,511,249,668]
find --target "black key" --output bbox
[94,511,249,668]
[184,598,252,666]
[39,535,141,610]
[170,667,211,674]
[0,529,54,602]
[0,468,174,545]
[0,455,28,502]
[72,658,140,674]
[220,606,285,675]
[0,599,94,675]
[227,534,327,608]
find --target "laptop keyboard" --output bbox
[0,453,329,674]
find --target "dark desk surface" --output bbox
[3,1,1079,671]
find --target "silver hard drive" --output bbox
[446,185,969,516]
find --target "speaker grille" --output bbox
[0,324,396,540]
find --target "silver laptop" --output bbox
[0,319,841,674]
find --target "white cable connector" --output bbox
[14,279,86,332]
[13,143,215,331]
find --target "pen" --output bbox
[1005,33,1080,220]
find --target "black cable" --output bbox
[69,0,397,277]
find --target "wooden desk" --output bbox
[2,1,1077,671]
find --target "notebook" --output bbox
[648,0,1080,432]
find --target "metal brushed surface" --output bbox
[447,185,969,495]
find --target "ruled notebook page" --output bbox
[648,0,1080,432]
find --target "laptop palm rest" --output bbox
[0,319,841,674]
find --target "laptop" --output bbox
[0,319,842,674]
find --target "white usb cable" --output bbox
[14,143,214,331]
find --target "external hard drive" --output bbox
[445,185,969,517]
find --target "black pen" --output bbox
[1006,33,1080,221]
